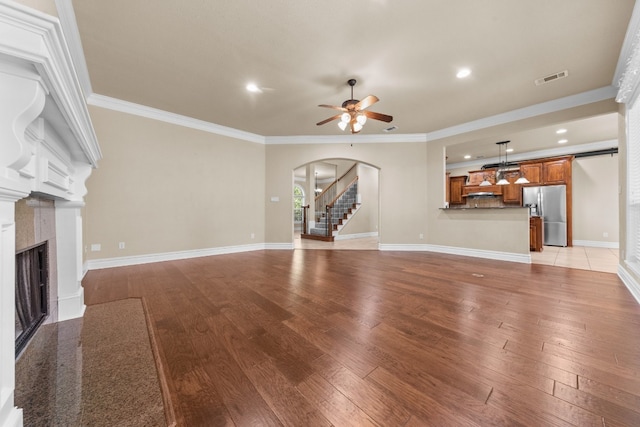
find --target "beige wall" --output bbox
[84,106,266,260]
[447,152,621,247]
[428,141,530,254]
[13,0,58,17]
[339,163,379,236]
[573,154,619,244]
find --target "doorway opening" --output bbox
[293,159,380,250]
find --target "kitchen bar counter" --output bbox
[440,206,529,210]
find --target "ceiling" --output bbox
[69,1,634,161]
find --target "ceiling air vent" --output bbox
[535,70,569,86]
[383,125,398,132]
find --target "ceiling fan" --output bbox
[316,79,393,134]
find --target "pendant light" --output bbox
[514,173,530,184]
[314,172,322,193]
[479,174,492,186]
[496,141,510,185]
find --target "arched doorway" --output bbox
[293,159,380,250]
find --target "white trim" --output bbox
[265,133,427,145]
[57,289,86,322]
[334,232,379,241]
[0,2,101,167]
[618,264,640,305]
[573,240,619,249]
[85,86,618,147]
[427,86,617,143]
[86,243,268,270]
[613,0,640,88]
[55,0,92,97]
[51,1,621,148]
[379,243,531,264]
[447,139,618,171]
[0,404,22,427]
[87,94,266,144]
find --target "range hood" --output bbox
[466,192,497,198]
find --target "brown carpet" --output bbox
[16,298,172,426]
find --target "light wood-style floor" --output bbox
[83,249,640,426]
[296,234,620,273]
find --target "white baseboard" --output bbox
[379,243,531,264]
[334,232,379,241]
[618,264,640,305]
[573,240,619,249]
[57,288,86,322]
[0,405,23,427]
[86,243,268,270]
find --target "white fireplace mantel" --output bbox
[0,3,101,426]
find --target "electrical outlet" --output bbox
[118,242,125,249]
[419,233,424,240]
[91,244,101,252]
[250,233,255,239]
[603,232,609,238]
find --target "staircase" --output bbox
[308,182,359,240]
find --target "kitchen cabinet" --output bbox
[530,216,543,252]
[448,175,467,205]
[501,171,522,204]
[467,169,496,186]
[520,162,542,184]
[543,158,570,184]
[462,185,502,196]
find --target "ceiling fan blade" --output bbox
[318,104,347,112]
[316,114,342,126]
[363,110,393,123]
[356,95,379,110]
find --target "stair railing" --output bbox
[324,176,359,237]
[302,204,309,235]
[314,162,358,222]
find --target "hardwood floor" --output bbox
[82,250,640,426]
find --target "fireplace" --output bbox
[15,242,49,357]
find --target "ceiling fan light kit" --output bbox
[316,79,392,134]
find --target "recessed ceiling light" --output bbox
[246,83,262,93]
[456,68,471,79]
[464,155,471,159]
[556,128,567,134]
[558,139,568,144]
[506,148,514,153]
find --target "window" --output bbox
[293,184,305,223]
[628,100,640,274]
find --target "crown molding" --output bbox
[0,1,101,167]
[265,133,428,145]
[55,0,620,145]
[447,139,619,171]
[87,94,266,144]
[613,0,640,88]
[426,86,618,143]
[55,0,92,97]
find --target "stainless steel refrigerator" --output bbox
[522,184,567,247]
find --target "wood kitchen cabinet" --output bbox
[520,162,542,184]
[467,169,496,186]
[448,175,467,205]
[501,171,522,204]
[543,158,571,184]
[530,216,543,252]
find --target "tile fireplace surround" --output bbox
[0,3,101,426]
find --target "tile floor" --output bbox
[296,234,619,274]
[530,245,619,273]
